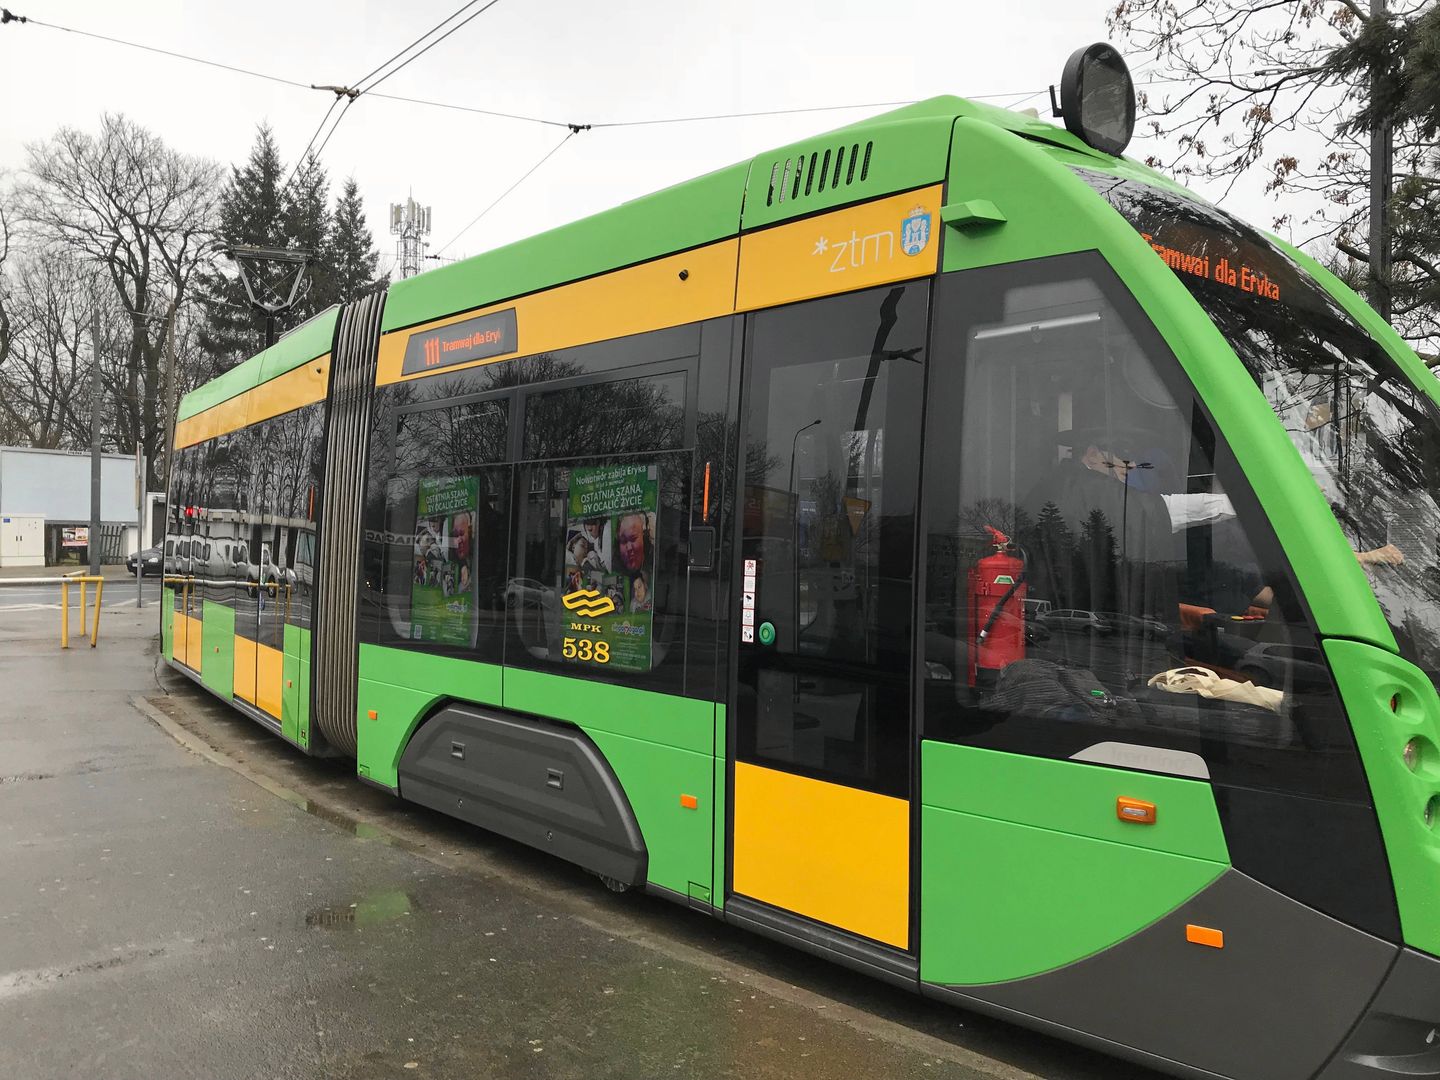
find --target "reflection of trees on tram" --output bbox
[932,489,1323,697]
[1084,167,1440,683]
[523,368,684,460]
[785,422,887,657]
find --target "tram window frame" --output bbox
[918,251,1370,802]
[504,347,702,697]
[373,386,517,663]
[393,391,514,471]
[517,358,697,462]
[365,327,706,682]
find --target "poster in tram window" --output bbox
[562,462,659,673]
[410,475,478,646]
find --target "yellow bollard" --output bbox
[91,578,103,648]
[59,574,104,649]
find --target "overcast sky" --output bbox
[0,1,1295,278]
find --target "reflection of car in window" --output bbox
[1096,611,1168,640]
[504,577,552,609]
[1038,609,1115,636]
[1022,597,1052,619]
[1235,641,1331,693]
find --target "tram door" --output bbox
[730,283,928,950]
[242,451,285,721]
[175,512,201,673]
[255,506,286,721]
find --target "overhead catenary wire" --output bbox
[354,0,504,96]
[0,8,1060,131]
[435,128,580,256]
[585,88,1061,128]
[281,0,506,194]
[310,97,357,165]
[2,12,310,91]
[280,96,345,194]
[4,4,1200,269]
[348,0,487,92]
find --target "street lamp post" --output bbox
[789,419,822,648]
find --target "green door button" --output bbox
[758,621,775,645]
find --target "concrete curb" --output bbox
[127,689,1039,1079]
[129,694,315,814]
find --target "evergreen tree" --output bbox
[200,128,385,369]
[197,125,294,368]
[283,152,331,321]
[1080,508,1118,613]
[326,177,383,304]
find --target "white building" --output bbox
[0,447,161,567]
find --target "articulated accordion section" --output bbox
[311,293,383,756]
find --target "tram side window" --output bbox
[735,283,927,797]
[921,253,1368,800]
[166,446,195,579]
[377,396,512,663]
[523,372,685,460]
[195,432,242,610]
[508,371,691,696]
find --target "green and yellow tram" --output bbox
[164,45,1440,1080]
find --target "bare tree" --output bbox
[0,183,27,446]
[1108,1,1440,349]
[0,248,104,448]
[17,114,222,486]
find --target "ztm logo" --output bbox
[561,587,615,618]
[423,336,442,367]
[812,228,896,273]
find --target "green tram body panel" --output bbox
[920,743,1229,985]
[355,645,716,902]
[200,602,235,701]
[160,88,1440,1080]
[161,587,174,660]
[282,624,310,749]
[1326,639,1440,959]
[176,306,338,422]
[381,161,750,335]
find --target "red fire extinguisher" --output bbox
[968,525,1026,686]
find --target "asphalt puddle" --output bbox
[305,889,415,930]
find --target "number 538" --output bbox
[562,637,610,664]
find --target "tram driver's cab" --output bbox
[920,250,1361,778]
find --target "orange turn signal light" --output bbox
[679,793,698,810]
[1186,924,1224,949]
[366,709,377,721]
[1117,796,1157,824]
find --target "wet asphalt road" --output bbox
[0,600,1165,1080]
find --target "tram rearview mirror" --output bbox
[1050,43,1136,157]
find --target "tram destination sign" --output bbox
[402,308,518,376]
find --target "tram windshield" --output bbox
[1077,168,1440,682]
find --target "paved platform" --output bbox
[0,603,1159,1080]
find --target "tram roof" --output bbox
[179,93,1188,424]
